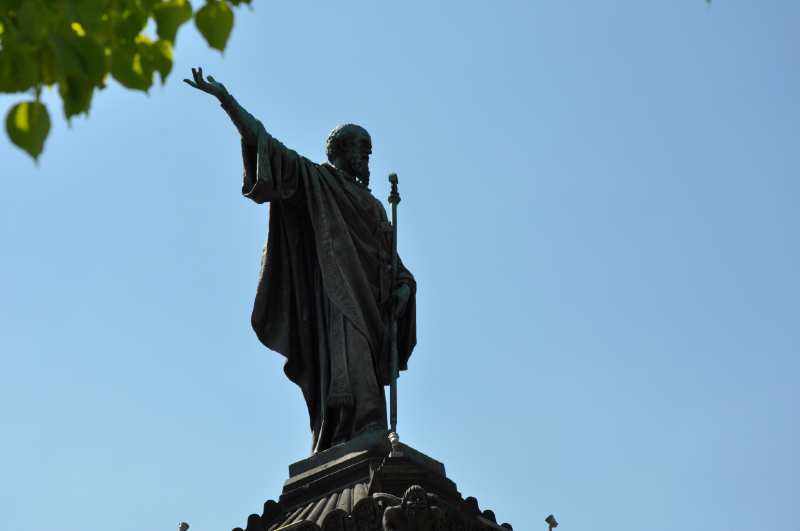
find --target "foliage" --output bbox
[0,0,251,160]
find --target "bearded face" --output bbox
[341,133,372,183]
[326,124,372,184]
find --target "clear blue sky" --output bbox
[1,2,797,530]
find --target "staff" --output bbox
[388,173,401,435]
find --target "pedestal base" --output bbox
[231,433,513,531]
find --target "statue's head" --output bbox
[326,123,372,184]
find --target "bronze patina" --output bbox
[185,68,416,454]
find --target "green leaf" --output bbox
[113,2,148,41]
[140,0,161,11]
[133,35,161,83]
[0,0,23,13]
[49,34,84,78]
[17,0,49,43]
[49,31,107,85]
[38,43,58,85]
[0,47,39,93]
[149,39,174,83]
[58,75,94,119]
[67,0,108,34]
[195,0,233,52]
[110,43,153,91]
[153,0,193,43]
[73,35,107,85]
[6,100,51,160]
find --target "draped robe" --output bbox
[225,98,417,452]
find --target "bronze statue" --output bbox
[185,68,417,453]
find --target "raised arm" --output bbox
[183,67,258,145]
[184,67,305,204]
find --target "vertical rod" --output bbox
[388,173,401,434]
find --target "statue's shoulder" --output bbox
[319,161,339,176]
[319,162,371,191]
[316,162,350,188]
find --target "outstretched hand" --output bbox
[183,67,228,100]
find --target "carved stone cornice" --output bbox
[230,436,512,531]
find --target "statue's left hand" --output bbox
[183,67,229,100]
[392,284,411,319]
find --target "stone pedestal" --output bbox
[231,431,513,531]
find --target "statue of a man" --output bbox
[185,68,417,453]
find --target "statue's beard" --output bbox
[352,161,370,184]
[335,155,369,184]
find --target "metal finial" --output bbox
[388,431,404,457]
[388,173,400,205]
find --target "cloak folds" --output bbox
[238,118,417,440]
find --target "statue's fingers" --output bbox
[183,79,198,88]
[207,75,216,83]
[198,67,204,81]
